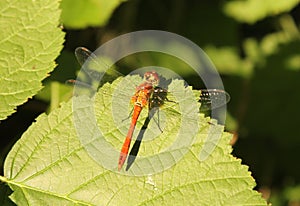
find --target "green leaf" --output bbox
[204,45,253,77]
[284,185,300,202]
[1,76,267,205]
[60,0,126,29]
[223,0,299,24]
[0,0,65,120]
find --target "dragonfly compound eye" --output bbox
[143,71,159,86]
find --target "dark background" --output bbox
[1,1,300,205]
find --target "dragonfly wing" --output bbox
[153,85,230,111]
[75,47,109,85]
[200,89,230,111]
[75,47,126,90]
[75,47,94,66]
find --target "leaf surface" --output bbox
[2,77,267,205]
[0,0,64,120]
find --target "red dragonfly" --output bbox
[72,47,230,171]
[118,71,159,170]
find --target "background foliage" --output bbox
[1,0,300,205]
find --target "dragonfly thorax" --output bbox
[131,85,153,108]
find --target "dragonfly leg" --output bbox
[122,108,134,122]
[208,121,216,125]
[149,107,163,133]
[164,97,176,104]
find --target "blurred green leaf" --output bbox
[285,54,300,71]
[244,39,300,142]
[204,45,253,77]
[284,185,300,202]
[0,0,64,120]
[60,0,126,29]
[242,23,300,73]
[269,185,300,205]
[224,111,238,132]
[223,0,299,24]
[1,76,267,205]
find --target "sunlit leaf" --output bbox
[0,0,64,120]
[1,76,267,205]
[223,0,299,24]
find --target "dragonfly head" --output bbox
[143,71,159,86]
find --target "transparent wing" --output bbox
[75,47,125,91]
[75,47,94,66]
[151,88,230,111]
[199,89,230,111]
